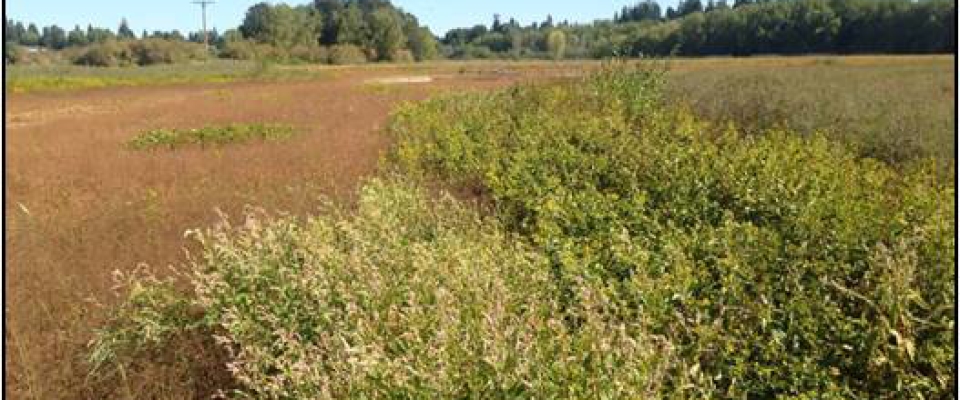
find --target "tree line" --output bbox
[445,0,956,59]
[5,19,131,50]
[5,0,955,66]
[5,0,438,65]
[3,18,216,50]
[228,0,438,62]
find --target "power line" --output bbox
[191,0,216,49]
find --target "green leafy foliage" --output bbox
[128,123,297,150]
[442,0,955,59]
[327,44,369,64]
[389,62,956,397]
[88,266,208,378]
[93,180,674,398]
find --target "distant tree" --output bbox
[665,7,678,19]
[5,19,22,44]
[14,21,27,44]
[335,3,366,45]
[617,1,662,23]
[23,23,41,46]
[407,26,438,61]
[366,7,404,60]
[240,3,273,41]
[492,13,503,32]
[542,15,555,29]
[217,28,244,49]
[117,18,136,39]
[209,27,220,45]
[677,0,704,17]
[68,25,89,47]
[509,28,523,58]
[41,25,68,49]
[439,0,954,59]
[400,14,436,61]
[241,3,322,47]
[546,29,566,60]
[314,0,345,45]
[85,25,115,43]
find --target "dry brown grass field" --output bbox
[5,65,544,398]
[4,55,955,399]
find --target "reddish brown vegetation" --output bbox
[4,66,530,399]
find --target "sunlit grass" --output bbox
[5,60,328,93]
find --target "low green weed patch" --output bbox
[5,61,328,94]
[128,123,297,150]
[91,180,673,398]
[389,62,955,398]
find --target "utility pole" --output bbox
[192,0,215,50]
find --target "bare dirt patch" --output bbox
[4,65,530,399]
[366,75,434,84]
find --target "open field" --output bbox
[4,55,955,398]
[4,60,332,94]
[665,55,956,169]
[5,65,535,398]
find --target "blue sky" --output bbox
[6,1,682,36]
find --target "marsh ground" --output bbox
[4,55,954,399]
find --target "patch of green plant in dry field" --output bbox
[128,123,297,150]
[92,63,955,398]
[4,60,326,93]
[391,63,955,397]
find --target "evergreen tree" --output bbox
[5,19,21,43]
[117,18,136,39]
[542,15,554,29]
[678,0,704,16]
[41,25,68,49]
[23,23,41,46]
[68,25,89,46]
[14,22,27,44]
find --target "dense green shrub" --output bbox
[288,44,329,64]
[75,40,133,67]
[74,39,208,67]
[218,39,262,61]
[128,39,208,65]
[327,44,368,65]
[92,180,674,398]
[4,42,26,64]
[220,40,332,64]
[389,63,956,398]
[391,48,416,63]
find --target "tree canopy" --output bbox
[441,0,955,59]
[3,0,954,65]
